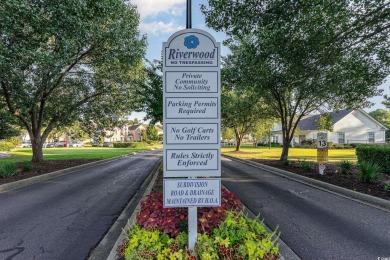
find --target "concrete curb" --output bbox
[0,153,145,193]
[223,154,390,211]
[90,158,163,260]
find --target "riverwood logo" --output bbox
[184,35,199,49]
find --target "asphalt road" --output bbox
[0,150,162,260]
[221,157,390,260]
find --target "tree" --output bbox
[251,120,276,146]
[316,113,334,132]
[0,104,22,139]
[135,60,163,125]
[369,109,390,141]
[221,85,273,151]
[221,127,235,142]
[202,0,390,160]
[0,1,146,161]
[146,125,159,141]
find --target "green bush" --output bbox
[339,160,353,174]
[123,211,279,260]
[358,161,383,183]
[356,146,390,174]
[327,141,334,149]
[385,183,390,192]
[22,162,33,172]
[8,137,21,147]
[0,162,18,178]
[113,142,148,149]
[297,159,312,171]
[0,141,14,151]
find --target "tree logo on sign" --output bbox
[184,35,199,49]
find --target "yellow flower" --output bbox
[220,237,230,247]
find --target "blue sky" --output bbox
[130,0,389,121]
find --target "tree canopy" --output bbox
[202,0,390,159]
[134,60,163,125]
[0,0,146,161]
[369,109,390,140]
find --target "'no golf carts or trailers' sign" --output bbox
[163,28,221,207]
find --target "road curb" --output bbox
[223,154,390,211]
[89,158,162,260]
[0,152,150,193]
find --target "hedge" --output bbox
[112,142,148,149]
[0,141,14,151]
[356,146,390,174]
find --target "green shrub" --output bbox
[356,146,390,174]
[123,211,279,260]
[0,141,14,151]
[358,161,383,183]
[22,162,33,172]
[385,183,390,192]
[113,142,148,149]
[8,137,21,147]
[282,156,289,166]
[0,162,18,178]
[327,141,334,148]
[339,160,353,174]
[297,159,312,171]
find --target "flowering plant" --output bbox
[136,188,243,237]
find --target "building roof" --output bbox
[298,109,353,131]
[128,124,143,131]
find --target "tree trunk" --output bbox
[234,129,241,151]
[280,130,291,161]
[31,134,44,162]
[31,143,44,162]
[235,138,241,151]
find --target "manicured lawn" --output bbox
[221,145,357,162]
[1,145,161,164]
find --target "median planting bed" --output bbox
[119,169,280,260]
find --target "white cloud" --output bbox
[140,21,185,36]
[132,0,186,19]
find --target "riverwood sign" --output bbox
[163,28,221,208]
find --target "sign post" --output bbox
[163,29,221,249]
[317,132,328,174]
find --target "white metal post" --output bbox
[188,206,197,250]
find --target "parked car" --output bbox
[103,142,113,147]
[69,141,83,147]
[53,142,65,147]
[20,142,32,148]
[43,142,55,148]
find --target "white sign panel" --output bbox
[317,132,328,148]
[165,97,218,119]
[166,123,219,145]
[165,71,218,93]
[164,179,221,207]
[164,31,219,67]
[165,149,219,171]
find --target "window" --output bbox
[368,132,375,143]
[337,133,345,144]
[272,136,278,143]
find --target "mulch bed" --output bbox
[0,159,99,185]
[252,159,390,200]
